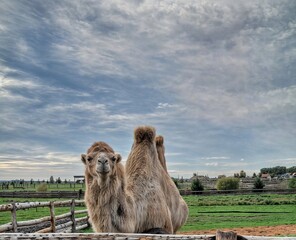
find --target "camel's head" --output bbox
[81,152,122,179]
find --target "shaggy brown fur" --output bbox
[155,135,189,233]
[82,142,136,233]
[83,142,115,186]
[125,126,174,234]
[155,136,168,173]
[87,141,114,154]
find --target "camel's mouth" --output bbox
[97,170,110,175]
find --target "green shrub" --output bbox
[253,177,265,189]
[191,178,204,191]
[172,178,179,189]
[216,177,239,190]
[36,183,48,192]
[288,178,296,189]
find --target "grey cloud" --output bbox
[0,0,295,179]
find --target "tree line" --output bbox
[260,166,296,177]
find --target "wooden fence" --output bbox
[0,232,295,240]
[0,190,84,199]
[0,200,89,233]
[180,188,296,195]
[0,189,295,199]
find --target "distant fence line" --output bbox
[0,200,88,233]
[0,191,84,199]
[179,188,296,195]
[0,189,295,199]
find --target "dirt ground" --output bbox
[181,224,296,236]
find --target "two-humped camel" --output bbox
[81,126,188,233]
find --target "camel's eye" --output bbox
[87,156,93,162]
[111,156,116,162]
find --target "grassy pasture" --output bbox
[181,194,296,232]
[0,194,295,233]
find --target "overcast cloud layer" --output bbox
[0,0,295,180]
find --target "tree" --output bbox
[288,178,296,189]
[56,177,62,184]
[287,166,296,173]
[234,173,239,178]
[216,177,239,190]
[30,178,34,184]
[252,173,257,178]
[171,178,179,188]
[191,178,204,191]
[239,170,246,178]
[180,176,184,183]
[49,176,54,184]
[20,179,24,186]
[253,177,265,189]
[260,166,287,177]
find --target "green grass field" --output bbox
[0,194,295,233]
[180,194,296,232]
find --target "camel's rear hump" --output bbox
[134,126,155,144]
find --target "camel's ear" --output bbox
[114,153,122,163]
[81,154,87,164]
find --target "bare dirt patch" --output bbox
[181,224,296,236]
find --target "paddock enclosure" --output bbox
[0,199,295,239]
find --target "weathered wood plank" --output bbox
[0,223,13,232]
[55,212,72,221]
[0,233,295,240]
[49,201,56,233]
[70,199,76,233]
[36,226,52,233]
[55,221,73,231]
[216,230,237,240]
[75,216,88,223]
[11,202,17,232]
[74,209,88,215]
[17,216,51,227]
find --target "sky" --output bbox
[0,0,296,181]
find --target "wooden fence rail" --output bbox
[0,232,295,240]
[0,191,84,199]
[0,200,89,233]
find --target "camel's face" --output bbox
[95,152,113,175]
[81,152,121,178]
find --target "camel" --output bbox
[125,126,174,234]
[81,142,136,233]
[81,141,169,234]
[155,135,189,233]
[82,128,188,234]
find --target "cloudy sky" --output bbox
[0,0,295,180]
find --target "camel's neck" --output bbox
[84,169,93,187]
[86,172,135,233]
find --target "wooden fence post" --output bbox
[70,199,76,232]
[11,201,17,232]
[216,230,237,240]
[49,201,56,232]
